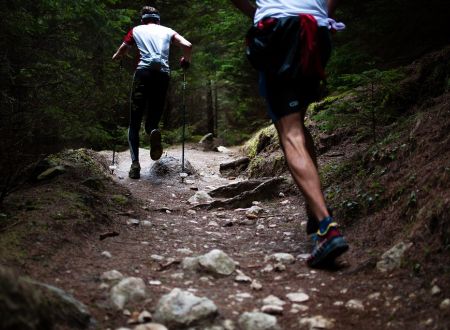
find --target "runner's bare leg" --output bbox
[275,112,329,221]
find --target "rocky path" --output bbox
[15,144,446,330]
[67,144,444,330]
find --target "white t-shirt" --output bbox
[254,0,329,26]
[124,24,176,72]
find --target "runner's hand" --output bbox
[180,57,190,70]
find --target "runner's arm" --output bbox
[172,33,193,63]
[328,0,340,18]
[230,0,256,18]
[112,43,130,60]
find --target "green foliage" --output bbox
[311,68,406,141]
[0,0,131,200]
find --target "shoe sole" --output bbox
[307,237,349,268]
[150,130,163,161]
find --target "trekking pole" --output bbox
[180,70,188,182]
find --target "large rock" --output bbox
[110,277,146,310]
[376,241,413,272]
[198,249,236,276]
[188,191,214,205]
[37,165,66,181]
[219,157,250,177]
[149,156,196,180]
[0,267,92,329]
[238,312,280,330]
[153,288,218,328]
[182,257,201,272]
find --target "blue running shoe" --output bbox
[307,217,349,268]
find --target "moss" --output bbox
[111,194,128,205]
[0,230,27,262]
[243,125,278,159]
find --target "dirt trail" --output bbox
[86,145,440,329]
[2,144,447,329]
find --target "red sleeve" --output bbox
[123,29,135,45]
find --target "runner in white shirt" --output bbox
[113,6,192,179]
[231,0,348,268]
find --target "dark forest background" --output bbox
[1,0,449,200]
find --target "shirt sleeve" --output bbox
[123,28,135,45]
[168,28,177,42]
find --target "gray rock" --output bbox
[238,312,280,330]
[110,277,146,310]
[376,241,412,272]
[37,165,66,181]
[151,254,165,261]
[261,305,284,315]
[182,257,201,272]
[431,285,441,296]
[153,288,218,328]
[30,280,92,328]
[189,191,214,205]
[345,299,364,311]
[149,156,195,180]
[262,295,285,307]
[177,248,194,255]
[138,310,152,323]
[134,324,168,330]
[127,219,140,226]
[251,280,263,291]
[223,319,236,330]
[245,206,264,219]
[235,270,252,283]
[101,251,112,258]
[217,146,231,153]
[299,315,334,329]
[440,298,450,310]
[265,253,295,265]
[198,249,236,276]
[290,304,309,313]
[101,270,124,283]
[286,292,309,303]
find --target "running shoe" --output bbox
[128,161,141,179]
[307,216,349,268]
[150,129,163,161]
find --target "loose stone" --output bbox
[101,251,112,258]
[345,299,365,311]
[110,277,146,310]
[262,295,285,307]
[251,280,263,291]
[238,312,281,330]
[440,298,450,310]
[153,288,218,328]
[431,285,441,296]
[286,292,309,303]
[134,323,168,330]
[261,305,284,315]
[299,315,334,329]
[101,270,124,283]
[265,253,295,264]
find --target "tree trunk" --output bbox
[206,79,214,136]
